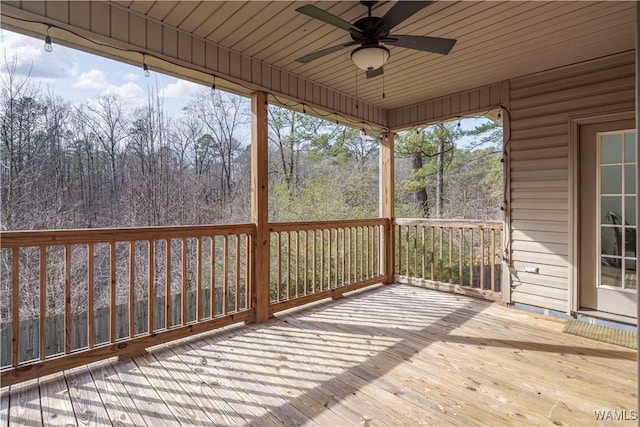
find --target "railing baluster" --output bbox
[303,231,308,295]
[286,231,291,300]
[235,234,241,312]
[64,245,71,355]
[439,227,444,282]
[448,228,453,284]
[311,230,316,293]
[166,239,172,328]
[469,229,474,288]
[181,238,187,325]
[223,235,229,315]
[345,227,351,283]
[421,226,426,279]
[480,228,485,290]
[328,229,333,289]
[87,244,94,350]
[404,226,409,277]
[277,232,282,302]
[129,241,135,338]
[149,240,155,333]
[244,234,251,309]
[40,246,47,358]
[12,247,19,367]
[196,237,202,322]
[491,228,496,292]
[430,227,435,281]
[111,242,117,342]
[295,230,300,297]
[210,236,216,317]
[320,230,325,291]
[458,228,463,286]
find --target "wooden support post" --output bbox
[380,132,395,283]
[251,91,270,322]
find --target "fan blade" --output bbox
[296,5,363,35]
[366,67,384,79]
[295,41,359,64]
[383,35,456,55]
[381,1,433,30]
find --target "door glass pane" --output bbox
[625,132,636,162]
[624,164,636,193]
[601,134,623,163]
[601,165,622,194]
[625,196,636,225]
[624,227,636,258]
[601,196,622,224]
[601,226,622,256]
[601,257,622,287]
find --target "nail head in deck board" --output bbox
[40,371,77,426]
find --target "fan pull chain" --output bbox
[382,72,386,99]
[355,67,359,110]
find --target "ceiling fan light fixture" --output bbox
[350,45,390,71]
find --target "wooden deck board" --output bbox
[86,360,147,427]
[1,284,636,426]
[65,366,111,426]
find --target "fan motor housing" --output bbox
[351,17,389,41]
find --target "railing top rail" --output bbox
[394,218,503,229]
[269,218,387,233]
[0,223,256,248]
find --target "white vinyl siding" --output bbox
[508,52,635,311]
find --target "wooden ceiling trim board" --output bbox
[69,1,91,31]
[225,2,291,51]
[218,2,281,48]
[146,1,177,22]
[161,1,200,28]
[128,1,155,15]
[179,1,226,34]
[202,2,253,41]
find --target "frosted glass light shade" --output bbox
[350,46,390,71]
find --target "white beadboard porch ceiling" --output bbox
[114,0,634,111]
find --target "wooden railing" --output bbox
[269,219,388,313]
[0,224,255,386]
[0,217,501,386]
[394,219,503,299]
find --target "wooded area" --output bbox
[0,57,502,325]
[1,57,502,232]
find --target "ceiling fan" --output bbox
[295,1,456,79]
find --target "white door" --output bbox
[579,119,637,319]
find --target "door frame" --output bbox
[568,110,636,314]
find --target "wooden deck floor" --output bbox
[1,284,636,426]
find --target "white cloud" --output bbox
[160,79,206,99]
[125,72,140,82]
[104,82,146,108]
[74,69,110,90]
[0,29,78,80]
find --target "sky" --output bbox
[0,28,209,113]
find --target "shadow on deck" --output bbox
[1,284,636,426]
